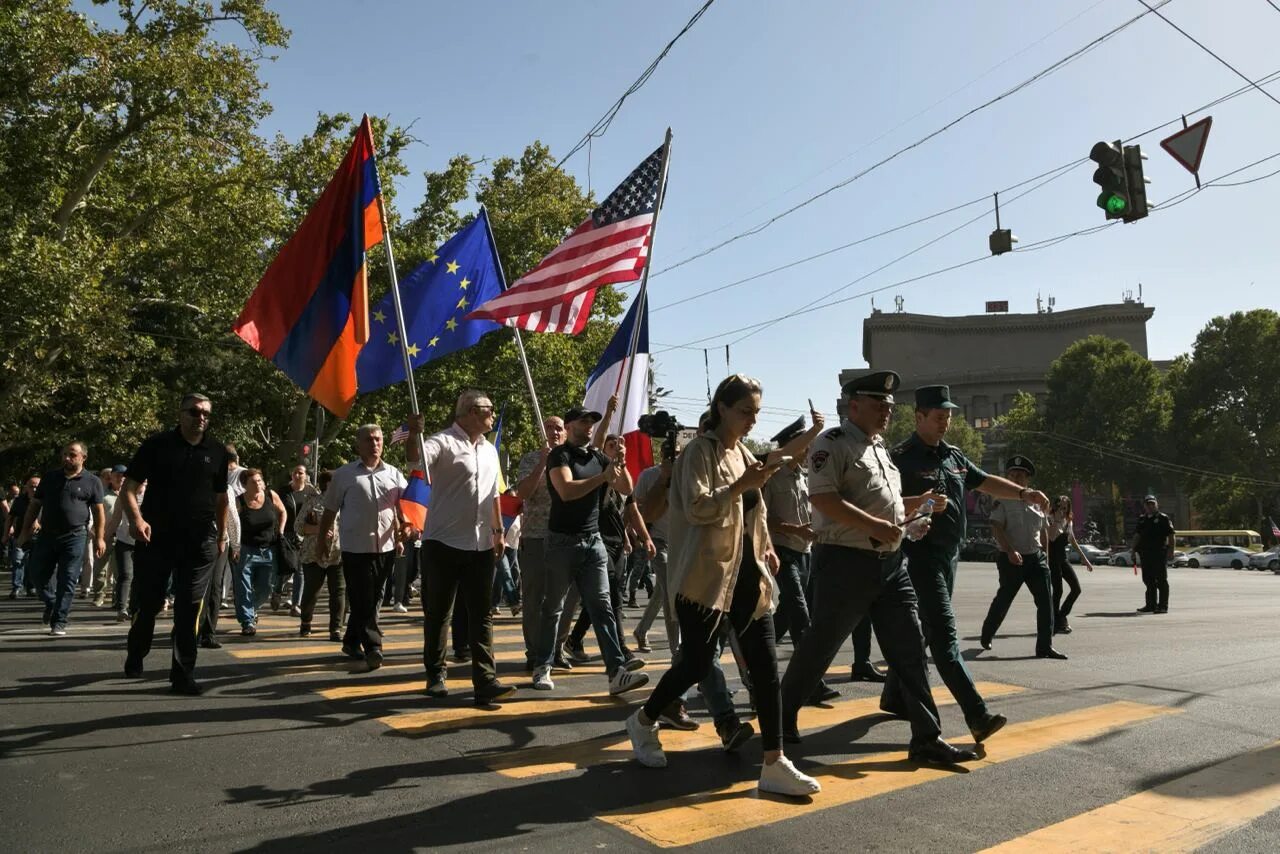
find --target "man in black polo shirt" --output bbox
[17,442,106,636]
[122,393,232,695]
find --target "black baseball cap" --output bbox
[563,407,602,424]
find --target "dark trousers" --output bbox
[34,529,88,627]
[643,563,782,751]
[1049,545,1082,621]
[126,531,217,684]
[113,541,136,614]
[199,546,230,642]
[422,540,498,687]
[782,546,941,746]
[884,549,988,724]
[981,551,1054,653]
[1139,551,1169,609]
[300,561,346,633]
[341,550,395,653]
[772,545,811,643]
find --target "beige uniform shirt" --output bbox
[990,499,1047,554]
[763,465,811,554]
[807,419,905,552]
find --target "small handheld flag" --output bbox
[400,469,430,531]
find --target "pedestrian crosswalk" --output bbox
[204,609,1280,850]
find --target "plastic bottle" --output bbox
[905,498,935,541]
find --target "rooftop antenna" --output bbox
[894,294,905,313]
[1047,295,1056,312]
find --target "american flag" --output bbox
[389,422,410,445]
[467,145,664,334]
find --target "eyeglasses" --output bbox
[184,407,212,420]
[473,405,495,415]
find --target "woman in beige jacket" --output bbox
[626,374,823,797]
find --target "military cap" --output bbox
[841,370,900,403]
[770,417,806,446]
[915,384,960,410]
[1143,494,1157,502]
[1006,455,1035,476]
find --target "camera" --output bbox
[638,410,684,439]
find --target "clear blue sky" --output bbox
[132,1,1280,434]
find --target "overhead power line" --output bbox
[557,1,716,168]
[1136,0,1280,110]
[1027,430,1280,487]
[648,0,1172,278]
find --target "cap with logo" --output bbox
[1005,455,1036,476]
[915,384,960,410]
[563,407,602,424]
[841,370,901,404]
[1143,494,1157,502]
[769,417,805,446]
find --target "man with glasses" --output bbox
[408,390,515,704]
[122,393,233,694]
[319,422,408,672]
[17,441,107,636]
[781,371,978,766]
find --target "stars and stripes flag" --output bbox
[389,422,410,445]
[467,145,664,335]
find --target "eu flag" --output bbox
[356,209,504,393]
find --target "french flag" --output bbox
[582,294,653,480]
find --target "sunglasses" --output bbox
[184,407,212,420]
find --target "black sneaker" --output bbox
[552,654,574,672]
[365,648,384,671]
[1154,606,1169,614]
[658,700,699,731]
[563,641,590,664]
[329,630,343,642]
[341,644,364,660]
[124,658,143,679]
[473,681,516,705]
[170,679,204,696]
[808,683,841,705]
[1137,605,1156,613]
[41,606,53,627]
[299,625,312,638]
[449,649,472,663]
[425,677,449,698]
[716,718,754,752]
[199,638,223,650]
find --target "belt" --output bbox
[819,542,897,561]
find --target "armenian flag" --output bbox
[400,469,430,531]
[234,115,384,417]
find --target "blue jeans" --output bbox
[492,546,519,607]
[536,532,626,674]
[234,545,276,627]
[8,540,30,592]
[34,529,88,627]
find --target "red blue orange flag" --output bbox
[400,469,430,531]
[234,115,384,417]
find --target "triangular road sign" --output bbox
[1160,116,1212,176]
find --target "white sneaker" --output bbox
[392,603,408,614]
[532,665,554,691]
[609,668,650,696]
[626,710,667,768]
[758,755,821,797]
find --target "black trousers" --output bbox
[300,561,346,633]
[781,545,942,747]
[1139,550,1169,608]
[422,540,498,687]
[643,562,782,751]
[1048,537,1082,621]
[981,551,1054,654]
[341,550,395,653]
[125,529,217,684]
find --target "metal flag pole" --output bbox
[365,116,430,467]
[479,205,548,444]
[613,128,673,442]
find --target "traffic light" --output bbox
[1122,144,1151,222]
[988,228,1017,255]
[1090,140,1129,220]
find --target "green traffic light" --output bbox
[1097,192,1127,214]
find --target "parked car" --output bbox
[1066,544,1109,565]
[960,540,1001,562]
[1247,548,1280,571]
[1110,548,1137,566]
[1172,546,1254,569]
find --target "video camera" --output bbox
[638,410,695,455]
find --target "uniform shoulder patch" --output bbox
[822,427,843,440]
[811,450,830,472]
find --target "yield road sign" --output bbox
[1160,116,1212,176]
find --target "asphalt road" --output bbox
[3,561,1279,853]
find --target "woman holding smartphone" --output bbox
[1047,494,1093,634]
[626,374,824,797]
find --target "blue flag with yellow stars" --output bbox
[356,210,505,393]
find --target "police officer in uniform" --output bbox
[979,456,1066,659]
[780,371,978,766]
[1131,495,1174,613]
[884,384,1037,742]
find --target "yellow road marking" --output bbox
[488,681,1026,779]
[599,701,1180,848]
[320,658,670,700]
[981,741,1280,853]
[379,689,647,736]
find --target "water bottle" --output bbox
[905,499,935,541]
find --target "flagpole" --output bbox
[479,205,548,444]
[366,116,430,466]
[614,127,673,442]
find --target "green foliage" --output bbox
[881,403,985,461]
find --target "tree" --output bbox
[1168,310,1280,528]
[881,403,984,461]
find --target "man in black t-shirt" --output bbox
[1131,495,1175,613]
[17,442,106,635]
[529,407,648,697]
[122,393,232,694]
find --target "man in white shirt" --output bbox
[408,390,515,705]
[320,424,408,672]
